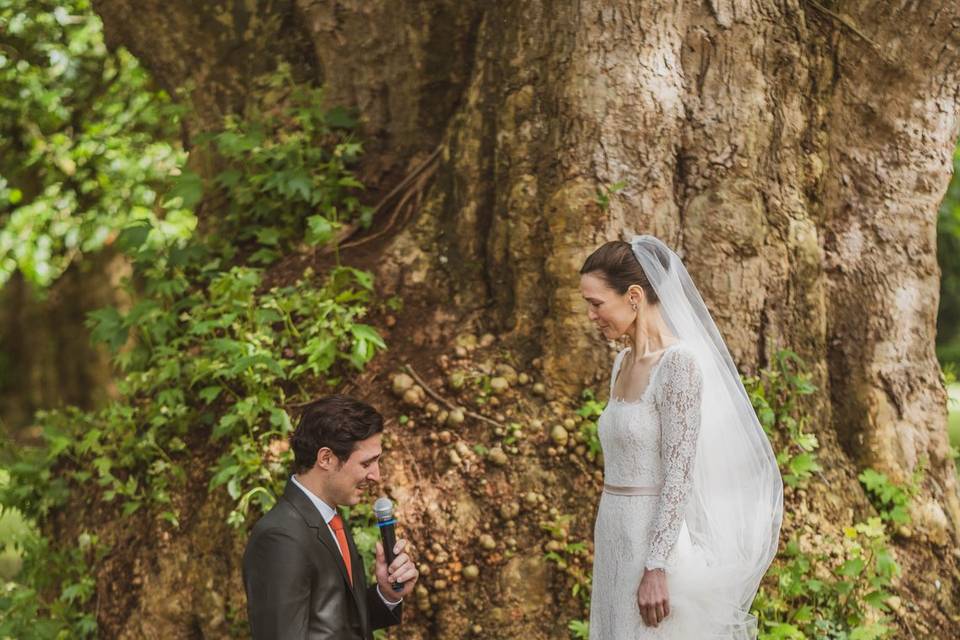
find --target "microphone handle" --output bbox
[379,520,404,592]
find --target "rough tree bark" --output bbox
[86,0,960,637]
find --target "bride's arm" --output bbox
[645,349,703,570]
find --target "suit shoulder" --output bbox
[248,498,312,542]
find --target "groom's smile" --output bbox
[330,434,383,507]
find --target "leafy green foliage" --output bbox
[744,349,822,487]
[540,512,593,638]
[199,67,371,264]
[745,351,909,640]
[0,471,103,640]
[594,180,627,212]
[2,52,382,525]
[11,243,381,532]
[0,0,193,291]
[858,464,922,527]
[0,537,101,639]
[0,473,30,560]
[568,618,590,639]
[753,518,898,640]
[575,389,605,457]
[543,531,590,589]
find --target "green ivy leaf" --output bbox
[284,170,313,201]
[167,170,204,209]
[837,557,865,578]
[788,452,821,478]
[198,386,222,404]
[306,215,335,246]
[115,221,153,253]
[849,624,891,640]
[86,306,129,353]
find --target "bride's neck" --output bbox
[628,314,674,358]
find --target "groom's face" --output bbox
[327,433,383,507]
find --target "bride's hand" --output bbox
[636,567,669,627]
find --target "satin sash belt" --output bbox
[603,483,662,496]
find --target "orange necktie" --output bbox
[329,514,353,586]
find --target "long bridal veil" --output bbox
[630,235,783,638]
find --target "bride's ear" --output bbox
[627,284,645,307]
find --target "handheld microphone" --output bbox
[373,497,403,593]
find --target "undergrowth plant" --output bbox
[540,512,592,639]
[575,389,604,459]
[744,349,821,487]
[199,65,371,265]
[858,465,923,528]
[746,350,911,640]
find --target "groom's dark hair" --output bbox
[290,395,384,472]
[580,240,668,303]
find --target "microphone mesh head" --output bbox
[373,496,394,520]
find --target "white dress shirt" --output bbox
[290,475,401,609]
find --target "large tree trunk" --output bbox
[0,251,127,439]
[89,1,960,637]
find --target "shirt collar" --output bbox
[290,474,337,524]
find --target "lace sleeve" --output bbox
[646,348,703,570]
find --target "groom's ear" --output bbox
[315,446,340,471]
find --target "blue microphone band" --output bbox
[376,518,397,528]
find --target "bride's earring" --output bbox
[631,302,638,311]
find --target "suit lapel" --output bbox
[281,482,355,593]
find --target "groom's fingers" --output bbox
[391,564,418,584]
[375,541,385,564]
[388,557,414,581]
[388,552,410,573]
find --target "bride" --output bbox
[580,236,783,639]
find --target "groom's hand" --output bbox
[375,538,419,601]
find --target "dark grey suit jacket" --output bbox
[243,481,402,639]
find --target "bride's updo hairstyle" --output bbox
[580,240,669,304]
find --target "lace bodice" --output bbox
[598,343,703,570]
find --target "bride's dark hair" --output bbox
[580,240,669,304]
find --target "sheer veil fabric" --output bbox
[629,235,783,637]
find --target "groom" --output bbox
[243,395,419,639]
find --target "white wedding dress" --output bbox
[590,342,726,639]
